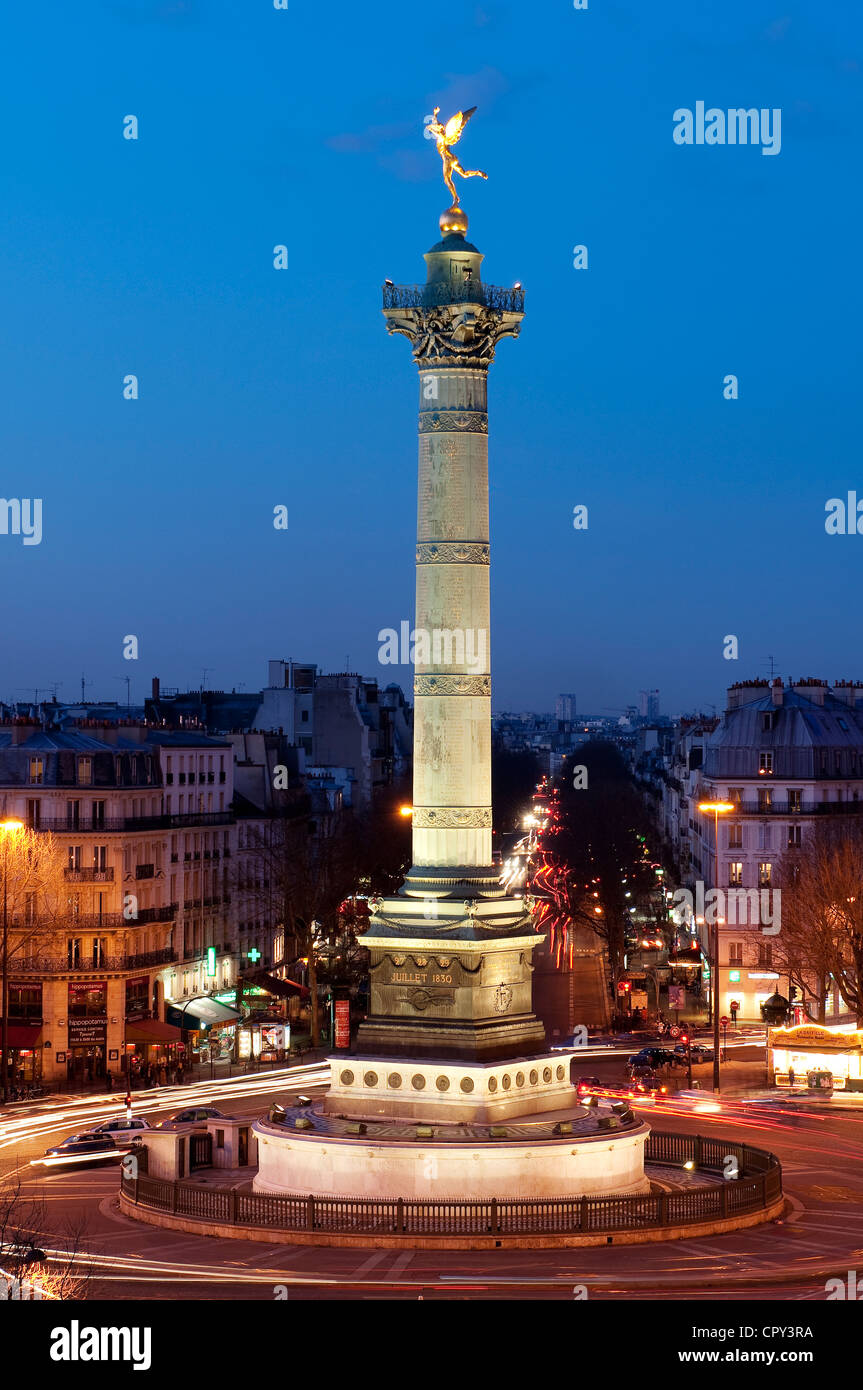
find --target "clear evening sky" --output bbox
[1,2,860,715]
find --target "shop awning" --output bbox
[125,1019,183,1044]
[168,998,241,1026]
[247,970,310,1000]
[0,1023,42,1049]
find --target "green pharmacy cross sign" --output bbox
[247,948,262,964]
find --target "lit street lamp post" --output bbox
[1,818,25,1105]
[698,800,734,1093]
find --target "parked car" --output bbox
[673,1043,714,1063]
[31,1133,122,1168]
[156,1106,225,1130]
[627,1047,678,1069]
[89,1117,152,1147]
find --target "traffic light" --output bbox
[680,1033,689,1046]
[789,985,799,1002]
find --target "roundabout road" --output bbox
[3,1066,862,1301]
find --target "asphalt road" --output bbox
[3,1051,862,1302]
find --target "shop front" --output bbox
[1,1022,43,1087]
[769,1023,863,1090]
[124,1017,184,1082]
[67,982,108,1085]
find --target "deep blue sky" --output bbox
[1,1,860,715]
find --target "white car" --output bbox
[89,1117,152,1147]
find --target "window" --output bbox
[77,757,93,785]
[787,824,802,848]
[301,710,309,722]
[759,752,773,774]
[67,845,82,871]
[728,822,743,849]
[758,862,772,887]
[838,717,849,732]
[729,862,743,886]
[762,712,775,732]
[66,799,80,829]
[91,937,107,967]
[67,938,81,967]
[728,787,743,806]
[26,799,41,829]
[92,845,107,871]
[788,789,802,812]
[92,800,105,828]
[758,788,773,811]
[758,942,773,969]
[729,941,744,965]
[28,757,44,785]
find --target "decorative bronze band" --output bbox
[418,411,488,435]
[414,675,490,696]
[416,542,489,565]
[412,807,492,829]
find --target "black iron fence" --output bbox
[120,1131,781,1237]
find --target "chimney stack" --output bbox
[152,676,160,701]
[771,678,784,707]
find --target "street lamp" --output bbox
[697,800,734,1092]
[1,818,25,1105]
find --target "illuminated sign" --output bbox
[206,947,217,978]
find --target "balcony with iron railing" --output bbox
[33,811,234,833]
[382,280,525,314]
[9,947,177,975]
[64,867,114,882]
[729,800,863,816]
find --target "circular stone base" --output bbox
[253,1104,650,1201]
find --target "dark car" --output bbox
[575,1076,602,1096]
[627,1047,677,1069]
[156,1106,225,1131]
[674,1043,714,1063]
[633,1075,669,1096]
[31,1133,122,1168]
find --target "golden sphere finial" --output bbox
[439,204,468,237]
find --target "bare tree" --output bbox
[2,827,69,1100]
[239,810,363,1044]
[0,1169,92,1300]
[776,820,863,1025]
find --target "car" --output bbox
[673,1043,715,1063]
[89,1117,152,1147]
[156,1106,226,1130]
[575,1076,602,1096]
[30,1133,123,1168]
[627,1047,677,1069]
[633,1075,668,1096]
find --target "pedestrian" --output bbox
[105,1071,114,1092]
[788,1066,795,1089]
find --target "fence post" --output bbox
[693,1134,703,1168]
[490,1198,498,1235]
[172,1181,179,1214]
[397,1197,405,1234]
[580,1195,589,1232]
[658,1192,668,1226]
[306,1194,315,1231]
[721,1182,729,1218]
[231,1187,240,1225]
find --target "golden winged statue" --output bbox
[426,106,488,205]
